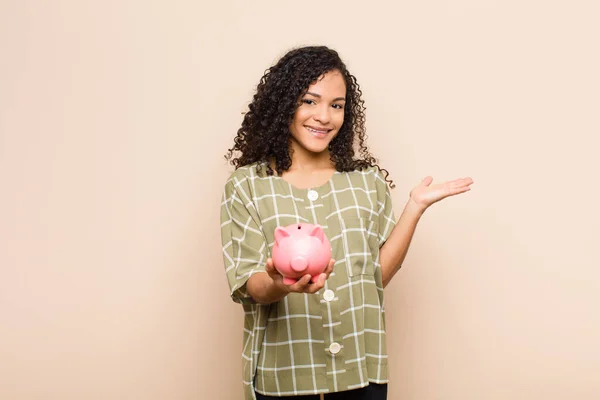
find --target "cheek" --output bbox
[290,112,306,139]
[293,107,311,126]
[334,111,345,127]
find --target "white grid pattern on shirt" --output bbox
[221,163,396,399]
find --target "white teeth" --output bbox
[307,127,328,134]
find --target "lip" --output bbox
[305,125,333,138]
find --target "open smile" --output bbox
[305,126,333,138]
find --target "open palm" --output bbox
[410,176,474,210]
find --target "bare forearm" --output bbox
[380,199,425,287]
[247,272,288,304]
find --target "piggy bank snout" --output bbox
[291,257,308,272]
[272,223,331,281]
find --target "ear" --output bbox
[274,226,291,245]
[308,225,325,242]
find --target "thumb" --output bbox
[420,176,433,187]
[265,258,277,276]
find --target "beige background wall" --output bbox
[1,0,598,399]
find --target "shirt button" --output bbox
[307,190,319,201]
[323,290,335,302]
[329,342,341,354]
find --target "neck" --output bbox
[288,143,335,173]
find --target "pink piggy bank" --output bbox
[272,223,332,285]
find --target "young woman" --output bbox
[221,46,473,400]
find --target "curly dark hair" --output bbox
[225,45,394,188]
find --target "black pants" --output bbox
[255,383,387,400]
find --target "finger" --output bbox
[448,186,472,196]
[289,274,311,292]
[454,178,473,188]
[317,273,327,287]
[455,178,473,187]
[265,259,285,282]
[447,177,472,183]
[459,178,474,187]
[306,274,327,294]
[325,259,335,276]
[448,180,473,192]
[299,274,315,292]
[265,258,274,274]
[447,178,468,186]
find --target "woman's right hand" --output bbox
[265,258,335,295]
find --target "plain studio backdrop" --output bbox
[1,0,599,399]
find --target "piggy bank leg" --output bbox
[310,275,320,283]
[283,277,298,285]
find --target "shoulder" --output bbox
[224,162,265,187]
[349,165,388,183]
[223,162,273,200]
[353,166,394,196]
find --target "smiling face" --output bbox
[289,70,346,160]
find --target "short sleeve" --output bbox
[375,169,396,247]
[220,178,267,304]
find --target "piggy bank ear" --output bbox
[274,226,291,245]
[308,225,325,242]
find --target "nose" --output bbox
[313,104,331,124]
[291,257,308,272]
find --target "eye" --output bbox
[332,104,344,109]
[302,99,316,105]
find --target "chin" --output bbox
[291,134,335,155]
[304,143,330,154]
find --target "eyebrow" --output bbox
[305,92,346,102]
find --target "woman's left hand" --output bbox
[409,176,474,212]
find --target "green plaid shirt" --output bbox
[220,163,396,399]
